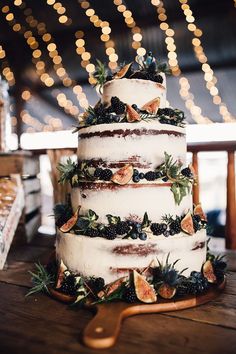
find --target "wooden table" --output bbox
[0,234,236,354]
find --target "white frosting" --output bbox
[102,77,166,108]
[78,122,186,169]
[71,184,192,224]
[56,229,207,284]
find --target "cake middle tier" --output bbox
[78,122,186,169]
[71,183,192,223]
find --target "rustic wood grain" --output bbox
[0,282,236,354]
[0,236,236,353]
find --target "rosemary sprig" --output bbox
[26,262,54,297]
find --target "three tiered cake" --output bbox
[56,54,208,286]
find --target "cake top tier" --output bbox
[77,52,186,129]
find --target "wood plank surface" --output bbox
[0,234,235,354]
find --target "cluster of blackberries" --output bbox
[132,169,163,183]
[181,167,193,178]
[131,70,163,83]
[93,102,122,125]
[111,96,126,114]
[176,272,208,296]
[87,277,105,293]
[59,274,79,296]
[150,218,182,237]
[101,220,147,241]
[192,214,202,232]
[212,259,227,283]
[158,108,175,117]
[94,167,113,181]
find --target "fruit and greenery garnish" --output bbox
[26,262,55,297]
[58,155,193,205]
[76,96,186,129]
[27,248,227,305]
[54,202,206,240]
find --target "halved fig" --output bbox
[59,207,80,233]
[111,164,133,185]
[202,260,217,284]
[55,260,67,289]
[141,97,160,114]
[158,283,176,299]
[126,104,141,122]
[181,211,194,235]
[133,270,157,303]
[114,63,132,79]
[194,203,207,222]
[97,277,126,299]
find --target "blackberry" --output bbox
[154,74,163,84]
[60,275,77,296]
[159,108,173,116]
[86,228,100,237]
[192,216,201,232]
[177,281,197,296]
[116,221,130,235]
[106,75,113,81]
[190,272,209,294]
[123,286,137,303]
[169,220,182,235]
[145,171,156,181]
[213,260,227,283]
[181,167,193,178]
[94,277,105,292]
[105,106,113,114]
[94,104,107,117]
[101,168,113,181]
[111,96,126,114]
[163,230,170,237]
[94,167,103,179]
[130,71,147,80]
[151,223,167,235]
[104,225,117,240]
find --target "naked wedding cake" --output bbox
[55,53,210,292]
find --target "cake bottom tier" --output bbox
[56,230,207,284]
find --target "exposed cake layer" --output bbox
[78,122,186,169]
[71,184,192,223]
[56,229,207,284]
[102,77,166,108]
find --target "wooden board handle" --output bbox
[83,302,128,349]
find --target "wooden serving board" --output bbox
[49,282,225,349]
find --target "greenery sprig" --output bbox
[156,152,193,205]
[26,262,55,297]
[57,158,77,185]
[92,59,108,94]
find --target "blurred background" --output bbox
[0,0,235,247]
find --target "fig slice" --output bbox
[126,104,141,122]
[202,260,217,284]
[133,270,157,303]
[59,207,80,233]
[158,283,176,299]
[111,164,133,185]
[141,97,160,114]
[194,203,207,222]
[114,62,132,79]
[55,260,67,289]
[180,211,194,235]
[97,277,127,299]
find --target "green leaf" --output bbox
[88,209,99,221]
[106,214,121,225]
[141,212,151,229]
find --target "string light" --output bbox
[0,44,15,86]
[179,0,235,123]
[45,0,72,26]
[14,1,88,115]
[113,0,146,57]
[78,0,119,71]
[151,0,212,124]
